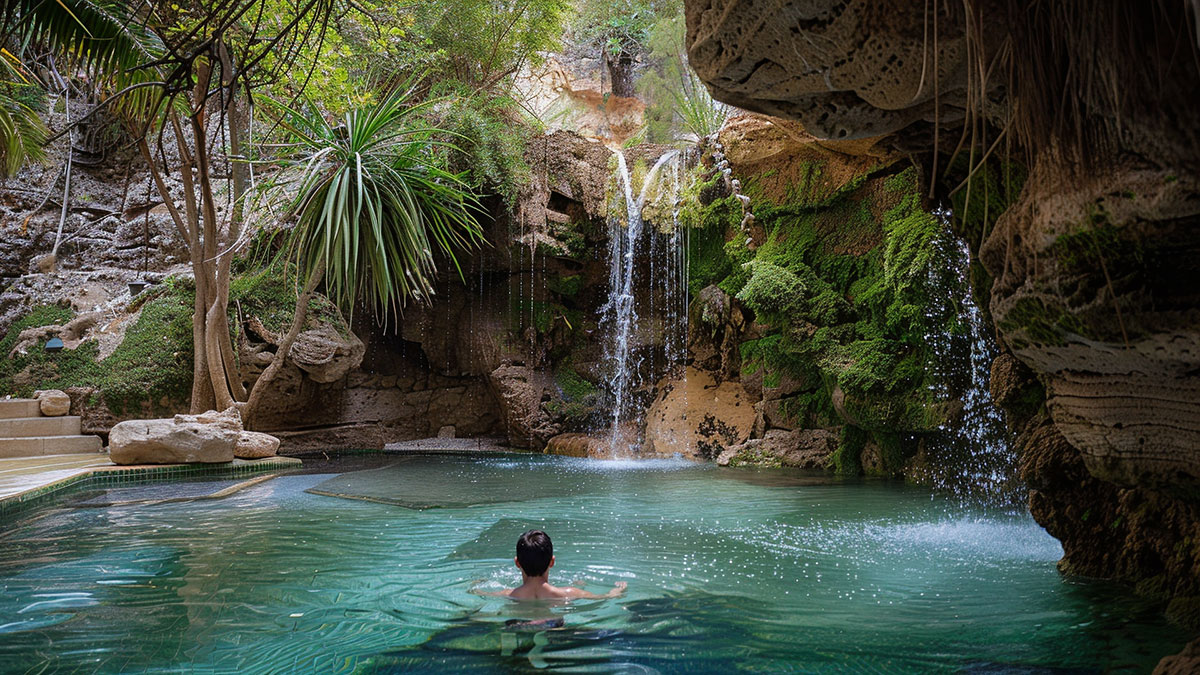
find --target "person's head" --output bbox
[515,529,554,578]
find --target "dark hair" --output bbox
[516,530,553,576]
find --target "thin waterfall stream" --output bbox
[600,149,686,455]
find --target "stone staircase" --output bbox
[0,399,103,458]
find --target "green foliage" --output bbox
[547,274,584,298]
[417,0,569,90]
[572,0,678,58]
[831,425,867,476]
[712,165,956,444]
[229,257,347,336]
[266,86,485,321]
[636,11,729,143]
[556,366,599,401]
[735,260,803,321]
[431,82,533,206]
[0,281,193,414]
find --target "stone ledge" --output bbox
[0,456,302,521]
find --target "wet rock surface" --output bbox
[643,367,756,460]
[716,428,837,469]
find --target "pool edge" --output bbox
[0,456,303,521]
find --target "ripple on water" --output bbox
[0,453,1186,673]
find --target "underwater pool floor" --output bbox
[0,453,1187,673]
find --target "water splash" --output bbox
[600,150,687,455]
[920,207,1019,505]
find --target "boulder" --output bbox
[235,431,280,459]
[289,324,365,383]
[716,428,837,469]
[33,389,71,417]
[545,433,609,459]
[174,406,242,431]
[488,363,559,449]
[643,367,756,460]
[109,418,237,465]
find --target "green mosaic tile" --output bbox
[0,458,302,522]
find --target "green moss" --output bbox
[230,258,346,337]
[547,274,583,298]
[831,425,867,475]
[1166,596,1200,631]
[735,260,803,320]
[0,280,194,415]
[725,446,783,469]
[556,367,598,401]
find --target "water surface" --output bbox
[0,453,1185,672]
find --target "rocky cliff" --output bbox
[684,0,1200,642]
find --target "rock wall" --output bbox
[1,128,626,453]
[684,0,1200,647]
[641,113,975,473]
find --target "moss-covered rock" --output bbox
[0,279,194,415]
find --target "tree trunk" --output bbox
[243,263,325,430]
[605,51,637,98]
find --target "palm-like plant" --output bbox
[271,86,485,316]
[0,56,46,176]
[0,0,159,177]
[243,87,485,425]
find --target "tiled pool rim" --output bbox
[0,456,303,521]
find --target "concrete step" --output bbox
[0,399,42,420]
[0,416,82,438]
[0,435,103,458]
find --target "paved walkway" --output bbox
[0,454,111,501]
[0,453,302,518]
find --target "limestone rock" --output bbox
[289,325,365,383]
[235,431,280,459]
[488,363,559,449]
[643,367,756,460]
[545,433,609,459]
[33,389,71,417]
[686,1,974,142]
[437,425,456,439]
[716,428,836,469]
[174,406,242,431]
[109,418,237,465]
[688,286,746,380]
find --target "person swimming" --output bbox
[474,529,626,601]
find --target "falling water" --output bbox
[600,150,686,454]
[920,207,1019,505]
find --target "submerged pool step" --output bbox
[0,416,82,438]
[0,435,102,458]
[0,399,42,420]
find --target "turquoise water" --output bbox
[0,453,1186,673]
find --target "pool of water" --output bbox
[0,453,1186,672]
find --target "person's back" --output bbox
[474,530,626,601]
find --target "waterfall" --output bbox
[600,149,686,455]
[920,208,1019,505]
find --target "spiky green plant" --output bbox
[268,86,485,322]
[0,0,161,176]
[0,56,46,176]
